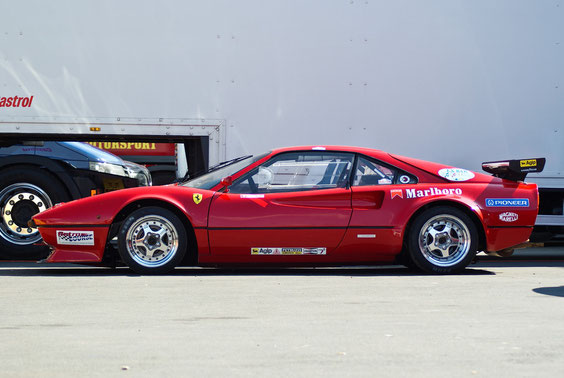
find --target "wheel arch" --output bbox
[402,199,487,253]
[109,198,198,265]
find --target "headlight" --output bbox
[89,162,127,177]
[135,171,151,186]
[123,161,152,186]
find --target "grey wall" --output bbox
[1,0,562,175]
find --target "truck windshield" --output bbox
[182,152,269,190]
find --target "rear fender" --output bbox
[403,198,487,251]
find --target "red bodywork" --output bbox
[33,146,539,266]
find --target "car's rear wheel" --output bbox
[118,206,187,274]
[408,206,477,274]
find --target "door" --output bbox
[207,151,354,263]
[335,155,418,261]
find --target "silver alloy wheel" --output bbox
[125,215,179,268]
[417,214,471,267]
[0,183,53,245]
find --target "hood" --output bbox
[32,185,214,227]
[58,142,125,165]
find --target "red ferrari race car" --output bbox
[31,146,545,274]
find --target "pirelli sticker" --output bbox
[520,159,537,168]
[251,247,327,255]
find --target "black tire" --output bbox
[0,166,70,259]
[117,206,187,274]
[397,249,418,271]
[408,206,478,274]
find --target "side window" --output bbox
[353,156,398,186]
[229,152,354,194]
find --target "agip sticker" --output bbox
[520,159,537,168]
[251,247,326,255]
[438,168,475,182]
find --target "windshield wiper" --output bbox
[207,155,253,174]
[178,155,253,182]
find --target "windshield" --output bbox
[182,152,269,190]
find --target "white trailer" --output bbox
[0,1,563,233]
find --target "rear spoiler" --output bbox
[482,158,545,181]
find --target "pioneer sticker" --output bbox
[251,247,326,255]
[486,198,529,207]
[56,230,95,245]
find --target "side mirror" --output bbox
[220,176,233,188]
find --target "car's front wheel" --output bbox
[408,206,478,274]
[118,206,187,274]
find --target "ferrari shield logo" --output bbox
[193,193,203,204]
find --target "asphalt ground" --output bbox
[1,247,564,377]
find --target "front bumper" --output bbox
[37,225,110,263]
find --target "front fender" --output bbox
[33,185,215,228]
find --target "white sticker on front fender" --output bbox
[56,230,94,245]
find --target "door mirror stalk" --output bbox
[220,176,233,192]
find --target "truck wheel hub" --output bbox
[0,184,52,244]
[10,199,40,227]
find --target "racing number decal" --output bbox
[193,193,203,204]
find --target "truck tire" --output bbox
[0,166,70,259]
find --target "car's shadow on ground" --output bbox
[475,256,564,268]
[3,249,564,277]
[0,263,495,277]
[532,286,564,298]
